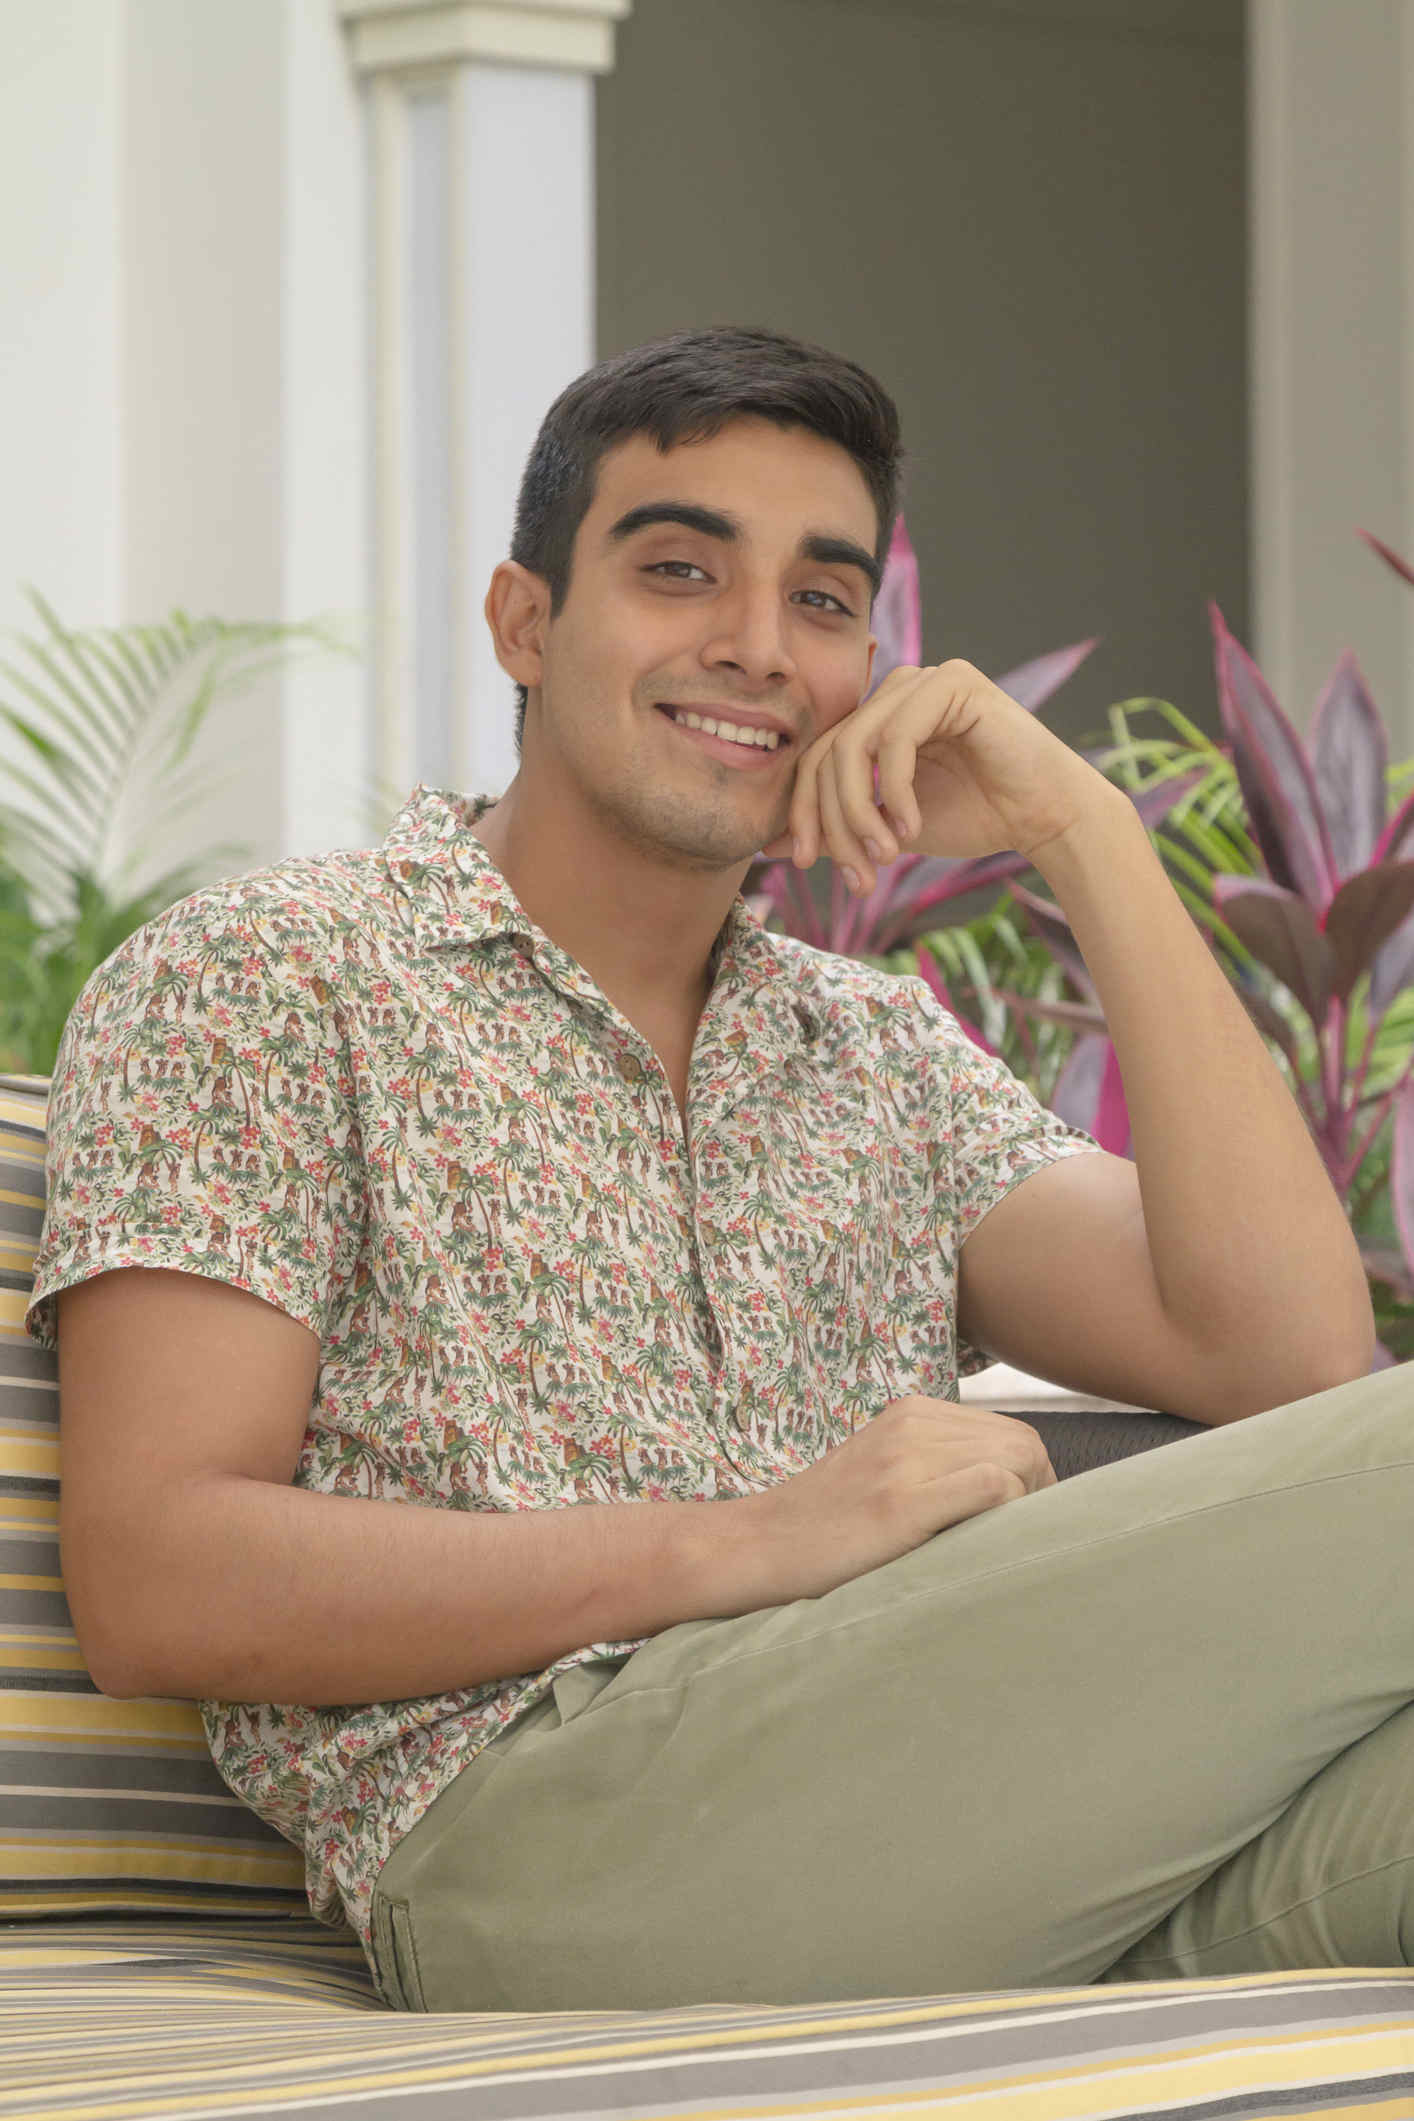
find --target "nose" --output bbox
[699,585,800,688]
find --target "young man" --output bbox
[30,326,1408,2017]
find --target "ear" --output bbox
[484,562,549,687]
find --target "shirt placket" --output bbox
[613,1033,736,1402]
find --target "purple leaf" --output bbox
[992,989,1108,1035]
[1093,1039,1133,1158]
[1226,976,1306,1076]
[1308,650,1388,878]
[1355,527,1414,591]
[991,637,1103,712]
[1007,880,1097,1000]
[864,514,922,692]
[1209,875,1333,1026]
[1322,860,1414,1006]
[1050,1032,1111,1140]
[1388,1073,1414,1295]
[1208,601,1338,907]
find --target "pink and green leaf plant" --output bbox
[743,519,1414,1369]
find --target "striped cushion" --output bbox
[6,1078,1414,2102]
[0,1073,333,1926]
[0,1921,1410,2116]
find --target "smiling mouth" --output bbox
[654,704,792,753]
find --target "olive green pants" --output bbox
[368,1363,1414,2012]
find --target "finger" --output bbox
[789,740,826,868]
[831,733,898,872]
[817,752,871,891]
[877,729,922,841]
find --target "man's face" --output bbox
[515,415,880,873]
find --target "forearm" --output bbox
[104,1477,775,1705]
[1031,788,1375,1391]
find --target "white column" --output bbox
[0,0,123,634]
[338,0,632,802]
[1,0,371,901]
[1248,0,1414,752]
[279,0,376,869]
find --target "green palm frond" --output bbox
[0,587,358,923]
[0,585,367,1075]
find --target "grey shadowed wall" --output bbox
[594,0,1246,772]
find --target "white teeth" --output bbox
[671,709,781,750]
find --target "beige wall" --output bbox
[1249,0,1414,756]
[596,0,1247,764]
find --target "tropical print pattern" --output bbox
[26,784,1102,1962]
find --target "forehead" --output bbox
[585,420,877,538]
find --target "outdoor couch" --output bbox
[3,1067,1411,2119]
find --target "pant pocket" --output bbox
[370,1885,428,2012]
[550,1653,630,1725]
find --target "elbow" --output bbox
[1286,1277,1381,1399]
[75,1625,147,1701]
[1210,1319,1380,1425]
[1246,1339,1380,1421]
[1323,1288,1380,1390]
[1324,1332,1381,1392]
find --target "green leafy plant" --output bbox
[0,587,400,1079]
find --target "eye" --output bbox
[642,562,854,616]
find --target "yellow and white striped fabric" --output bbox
[0,1922,1410,2119]
[0,1071,324,1925]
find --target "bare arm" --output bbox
[101,1475,772,1704]
[57,1269,774,1705]
[58,1272,1048,1707]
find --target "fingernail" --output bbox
[792,836,803,865]
[843,866,861,892]
[864,836,886,862]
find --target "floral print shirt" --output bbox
[26,783,1102,1960]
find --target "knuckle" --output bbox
[981,1462,1024,1505]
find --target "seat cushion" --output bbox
[0,1915,1411,2117]
[0,1073,324,1926]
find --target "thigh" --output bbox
[372,1364,1414,2012]
[1100,1695,1414,1980]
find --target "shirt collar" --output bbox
[379,784,820,1041]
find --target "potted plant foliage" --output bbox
[0,588,397,1081]
[742,521,1414,1368]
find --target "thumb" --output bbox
[757,829,797,862]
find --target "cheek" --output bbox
[820,691,864,739]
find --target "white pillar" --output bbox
[1248,0,1414,751]
[1,0,370,905]
[0,0,123,635]
[337,0,632,803]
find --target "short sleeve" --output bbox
[25,886,367,1355]
[913,982,1105,1382]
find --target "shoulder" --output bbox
[82,844,392,997]
[51,846,401,1087]
[757,927,976,1064]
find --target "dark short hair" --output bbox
[502,324,907,757]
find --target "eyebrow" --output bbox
[605,501,883,603]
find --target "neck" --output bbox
[468,774,744,1023]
